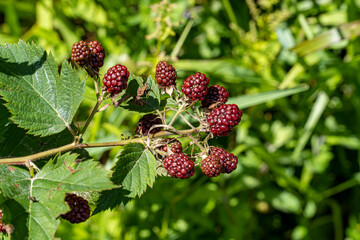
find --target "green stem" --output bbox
[170,19,194,59]
[0,129,198,164]
[322,178,358,199]
[168,102,186,126]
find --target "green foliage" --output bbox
[0,153,114,239]
[0,41,85,136]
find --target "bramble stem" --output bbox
[0,129,198,164]
[168,102,186,126]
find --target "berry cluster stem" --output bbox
[0,129,198,165]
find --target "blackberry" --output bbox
[162,139,183,153]
[201,155,223,177]
[181,72,210,101]
[0,222,6,235]
[211,147,238,173]
[163,153,195,179]
[88,41,105,70]
[61,194,91,224]
[71,41,90,66]
[201,85,229,108]
[207,104,242,136]
[102,64,129,94]
[135,114,162,135]
[155,61,177,87]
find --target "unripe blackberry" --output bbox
[61,194,91,224]
[201,85,229,108]
[162,139,183,153]
[88,41,105,70]
[201,155,223,177]
[136,114,162,135]
[71,41,90,66]
[163,153,195,179]
[181,72,210,101]
[102,64,129,94]
[211,147,238,173]
[207,104,242,136]
[155,61,177,87]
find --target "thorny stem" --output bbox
[0,129,198,165]
[168,102,186,126]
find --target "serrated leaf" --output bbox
[228,85,309,109]
[0,99,11,142]
[112,143,157,198]
[0,153,115,240]
[125,74,144,96]
[0,40,85,136]
[93,188,131,215]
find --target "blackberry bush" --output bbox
[201,155,223,177]
[211,147,238,173]
[207,104,243,136]
[61,194,91,224]
[102,64,129,94]
[181,72,209,101]
[136,114,162,135]
[71,41,90,66]
[163,153,195,179]
[201,85,229,108]
[155,61,177,87]
[88,40,105,70]
[162,139,183,154]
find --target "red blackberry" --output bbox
[162,139,183,153]
[0,222,6,235]
[207,104,242,136]
[201,155,223,177]
[155,61,177,87]
[211,147,238,173]
[201,85,229,108]
[163,153,195,179]
[88,41,105,70]
[135,114,162,135]
[181,72,210,101]
[102,64,129,94]
[61,194,91,224]
[71,41,90,66]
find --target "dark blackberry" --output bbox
[61,194,91,224]
[102,64,129,94]
[71,41,90,66]
[162,139,183,153]
[207,104,242,136]
[163,153,195,179]
[201,85,229,108]
[88,40,105,70]
[181,72,210,101]
[135,114,162,135]
[155,61,177,87]
[201,155,223,177]
[211,147,238,173]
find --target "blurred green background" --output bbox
[2,0,360,239]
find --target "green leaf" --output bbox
[228,85,309,109]
[93,188,131,215]
[0,153,115,240]
[0,41,85,136]
[112,143,157,198]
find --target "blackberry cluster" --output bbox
[162,139,183,154]
[211,147,238,173]
[61,194,91,224]
[181,72,210,101]
[207,104,243,136]
[0,210,6,235]
[88,40,105,70]
[136,114,162,135]
[71,41,90,66]
[163,153,195,179]
[201,85,229,108]
[201,155,223,177]
[155,61,177,87]
[102,64,129,94]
